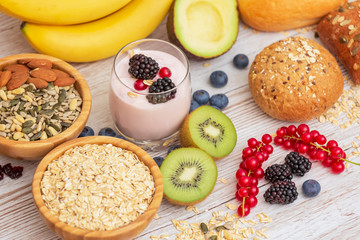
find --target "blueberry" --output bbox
[98,127,117,137]
[210,70,228,88]
[189,100,200,113]
[167,145,181,155]
[153,157,164,167]
[233,54,249,69]
[114,135,126,140]
[78,126,94,137]
[193,89,210,105]
[302,179,321,197]
[209,94,229,109]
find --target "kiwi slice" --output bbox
[160,147,217,205]
[180,105,237,159]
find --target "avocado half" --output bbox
[167,0,239,60]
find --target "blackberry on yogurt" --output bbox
[128,54,160,80]
[147,77,176,104]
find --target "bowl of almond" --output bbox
[32,136,163,240]
[0,53,91,160]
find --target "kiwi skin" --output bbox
[161,147,218,206]
[180,106,236,160]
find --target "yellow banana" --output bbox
[21,0,172,62]
[21,0,173,62]
[0,0,133,25]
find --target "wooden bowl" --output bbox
[0,53,91,160]
[32,136,163,240]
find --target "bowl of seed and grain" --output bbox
[0,53,91,160]
[32,136,163,240]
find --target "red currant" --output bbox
[301,132,312,143]
[322,156,334,167]
[238,187,249,198]
[254,152,265,163]
[242,147,254,157]
[286,125,297,136]
[298,143,309,154]
[262,151,269,160]
[315,135,327,145]
[310,130,320,140]
[239,161,247,170]
[236,168,248,179]
[237,204,250,217]
[159,67,172,78]
[238,176,251,187]
[331,161,345,174]
[297,124,310,135]
[261,134,272,144]
[315,150,327,161]
[247,138,258,148]
[276,127,287,137]
[249,185,259,196]
[262,145,273,154]
[326,140,338,149]
[245,157,259,171]
[330,147,343,160]
[283,140,293,149]
[236,182,241,190]
[133,79,147,91]
[309,149,318,159]
[245,195,258,208]
[249,177,258,186]
[252,167,264,179]
[235,190,242,201]
[274,136,284,145]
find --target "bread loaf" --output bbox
[238,0,346,31]
[248,36,343,122]
[318,1,360,84]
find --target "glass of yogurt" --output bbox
[109,39,191,150]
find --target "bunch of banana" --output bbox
[1,0,173,62]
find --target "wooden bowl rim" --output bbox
[32,136,163,238]
[0,53,92,150]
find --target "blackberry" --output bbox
[128,54,159,80]
[264,163,293,183]
[263,181,298,204]
[285,152,312,176]
[147,77,176,104]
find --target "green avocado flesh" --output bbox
[169,0,239,58]
[160,148,217,203]
[189,106,237,158]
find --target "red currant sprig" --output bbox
[235,134,272,217]
[274,124,359,174]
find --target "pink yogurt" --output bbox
[109,49,191,141]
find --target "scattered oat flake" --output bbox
[150,236,159,240]
[225,203,238,210]
[160,234,170,239]
[253,29,259,34]
[203,62,211,68]
[220,178,228,184]
[154,213,159,219]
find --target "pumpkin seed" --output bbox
[200,222,209,234]
[19,101,25,111]
[10,99,20,107]
[209,236,217,240]
[45,128,52,137]
[45,118,50,125]
[52,102,61,109]
[49,123,61,132]
[52,114,60,120]
[22,127,33,134]
[215,225,227,232]
[58,89,66,103]
[25,85,34,92]
[40,109,54,116]
[30,132,42,141]
[34,91,45,96]
[22,120,34,128]
[29,108,35,117]
[61,121,71,128]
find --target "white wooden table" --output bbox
[0,10,360,240]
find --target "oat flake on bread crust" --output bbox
[248,36,343,122]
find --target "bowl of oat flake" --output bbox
[0,53,91,160]
[32,136,163,240]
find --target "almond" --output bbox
[52,69,70,79]
[4,64,29,73]
[7,71,29,90]
[0,70,12,88]
[54,77,76,87]
[27,77,48,89]
[27,59,52,69]
[30,68,56,82]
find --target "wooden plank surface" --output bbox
[0,8,360,240]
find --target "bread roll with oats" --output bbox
[318,1,360,85]
[238,0,346,32]
[248,36,343,122]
